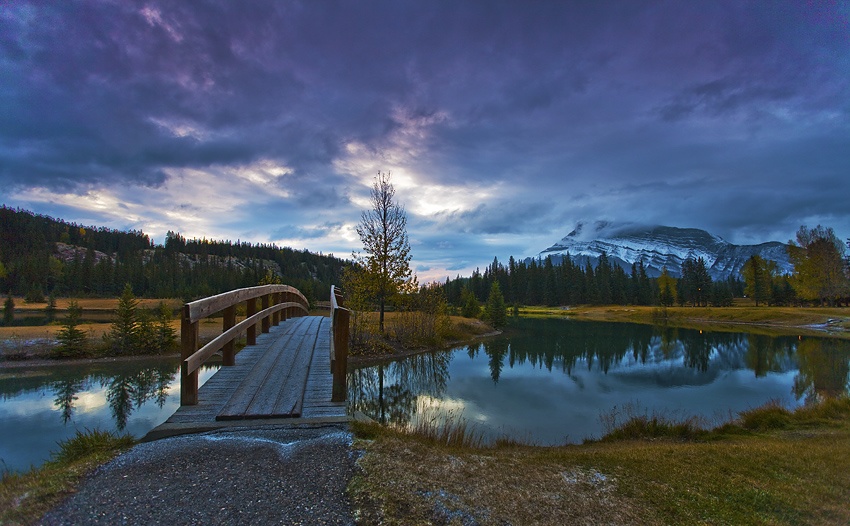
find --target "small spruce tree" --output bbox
[484,282,507,328]
[106,283,139,355]
[154,301,177,353]
[460,286,480,318]
[45,294,58,323]
[54,301,87,358]
[3,294,14,326]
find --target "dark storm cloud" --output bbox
[1,1,848,279]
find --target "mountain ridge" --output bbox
[533,222,793,280]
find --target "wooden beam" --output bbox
[332,307,350,402]
[184,284,308,323]
[246,297,257,346]
[222,305,236,366]
[181,305,199,405]
[261,294,271,333]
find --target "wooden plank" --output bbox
[184,302,307,374]
[270,317,321,416]
[239,319,314,417]
[215,316,320,420]
[148,316,347,439]
[215,320,303,420]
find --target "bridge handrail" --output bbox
[183,301,306,375]
[180,284,310,405]
[330,285,349,402]
[184,284,307,323]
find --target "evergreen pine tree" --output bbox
[484,281,507,328]
[45,294,58,323]
[3,294,14,326]
[54,300,87,358]
[106,283,139,355]
[154,301,177,353]
[460,286,481,318]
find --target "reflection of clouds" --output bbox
[75,391,108,413]
[0,394,57,417]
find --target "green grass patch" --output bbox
[350,397,850,525]
[1,429,134,525]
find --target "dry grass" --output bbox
[0,430,134,525]
[11,296,183,312]
[350,399,850,525]
[524,303,850,340]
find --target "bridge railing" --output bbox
[330,285,350,402]
[180,284,309,405]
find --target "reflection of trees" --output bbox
[41,362,179,430]
[745,335,796,378]
[484,339,509,383]
[793,339,850,404]
[681,333,712,372]
[52,378,88,424]
[103,363,177,430]
[501,319,659,376]
[348,351,451,425]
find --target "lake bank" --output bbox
[350,397,850,524]
[527,304,850,340]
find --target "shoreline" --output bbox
[3,304,849,368]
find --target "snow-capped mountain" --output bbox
[533,222,794,280]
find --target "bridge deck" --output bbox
[144,315,347,441]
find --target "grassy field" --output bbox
[350,398,850,525]
[521,301,850,340]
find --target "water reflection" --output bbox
[349,318,850,444]
[0,359,218,472]
[349,352,451,426]
[794,339,850,403]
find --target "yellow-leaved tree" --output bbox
[354,171,415,333]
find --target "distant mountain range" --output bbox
[533,222,793,280]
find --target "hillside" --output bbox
[0,206,348,301]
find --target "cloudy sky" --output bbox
[2,1,848,281]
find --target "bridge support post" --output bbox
[331,307,350,402]
[246,298,257,345]
[261,294,271,333]
[181,305,199,405]
[272,292,281,325]
[222,305,236,366]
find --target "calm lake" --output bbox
[348,318,850,445]
[0,359,219,473]
[2,318,848,472]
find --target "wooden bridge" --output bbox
[145,285,350,440]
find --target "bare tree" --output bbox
[355,171,414,333]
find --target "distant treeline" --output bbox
[0,206,347,302]
[442,254,744,307]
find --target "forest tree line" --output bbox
[441,225,850,309]
[0,206,347,302]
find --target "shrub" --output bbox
[50,429,134,464]
[739,401,792,431]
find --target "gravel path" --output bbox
[40,425,357,525]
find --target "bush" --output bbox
[389,285,452,348]
[50,429,134,464]
[739,401,793,431]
